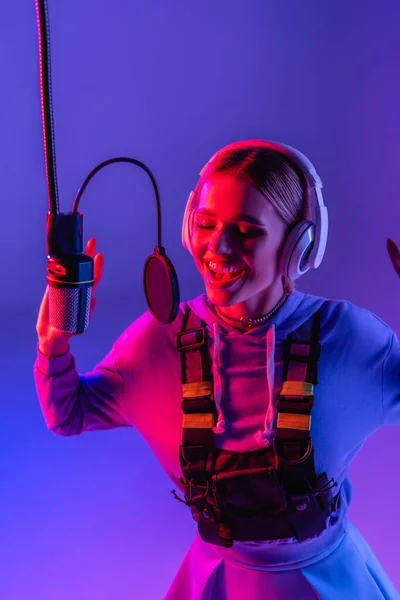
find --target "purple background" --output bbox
[1,1,399,598]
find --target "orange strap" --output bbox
[277,413,311,431]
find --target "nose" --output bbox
[208,226,233,255]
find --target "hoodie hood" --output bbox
[185,289,327,447]
[186,289,326,342]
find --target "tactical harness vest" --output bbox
[173,307,340,548]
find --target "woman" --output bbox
[34,141,400,599]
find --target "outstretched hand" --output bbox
[387,238,400,277]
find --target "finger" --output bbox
[387,238,400,277]
[36,286,55,338]
[387,238,400,276]
[85,237,96,257]
[85,239,98,288]
[93,252,104,290]
[37,286,50,327]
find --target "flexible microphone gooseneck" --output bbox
[35,0,180,333]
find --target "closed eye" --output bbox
[237,228,264,239]
[195,222,214,229]
[195,220,265,239]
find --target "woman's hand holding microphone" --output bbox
[36,237,104,356]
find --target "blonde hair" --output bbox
[201,146,312,292]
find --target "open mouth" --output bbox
[206,262,245,286]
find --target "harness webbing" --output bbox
[174,305,338,546]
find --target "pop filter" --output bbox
[144,247,180,323]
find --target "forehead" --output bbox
[197,172,275,223]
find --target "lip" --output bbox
[204,262,245,290]
[204,257,237,265]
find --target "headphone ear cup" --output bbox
[279,221,315,281]
[182,192,196,255]
[186,209,196,256]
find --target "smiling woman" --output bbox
[191,172,290,322]
[184,143,314,330]
[34,140,400,600]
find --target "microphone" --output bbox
[36,0,179,334]
[46,212,94,334]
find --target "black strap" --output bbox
[275,310,320,464]
[176,306,336,544]
[176,307,214,479]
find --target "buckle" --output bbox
[274,438,313,465]
[176,327,205,351]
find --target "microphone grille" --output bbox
[49,287,91,333]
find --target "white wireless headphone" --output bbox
[181,139,328,281]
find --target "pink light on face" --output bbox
[190,173,287,312]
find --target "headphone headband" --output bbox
[182,139,328,278]
[201,139,322,190]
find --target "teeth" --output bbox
[209,261,241,274]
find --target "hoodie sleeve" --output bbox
[33,308,166,436]
[382,330,400,426]
[34,331,131,436]
[33,307,185,437]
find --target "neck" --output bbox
[220,276,286,320]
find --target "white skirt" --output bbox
[164,521,399,599]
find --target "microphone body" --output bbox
[46,212,94,334]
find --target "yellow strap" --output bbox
[280,381,314,396]
[182,381,213,398]
[183,413,214,429]
[277,412,311,431]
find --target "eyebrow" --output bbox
[196,208,266,226]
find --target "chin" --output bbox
[205,277,279,309]
[205,285,247,307]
